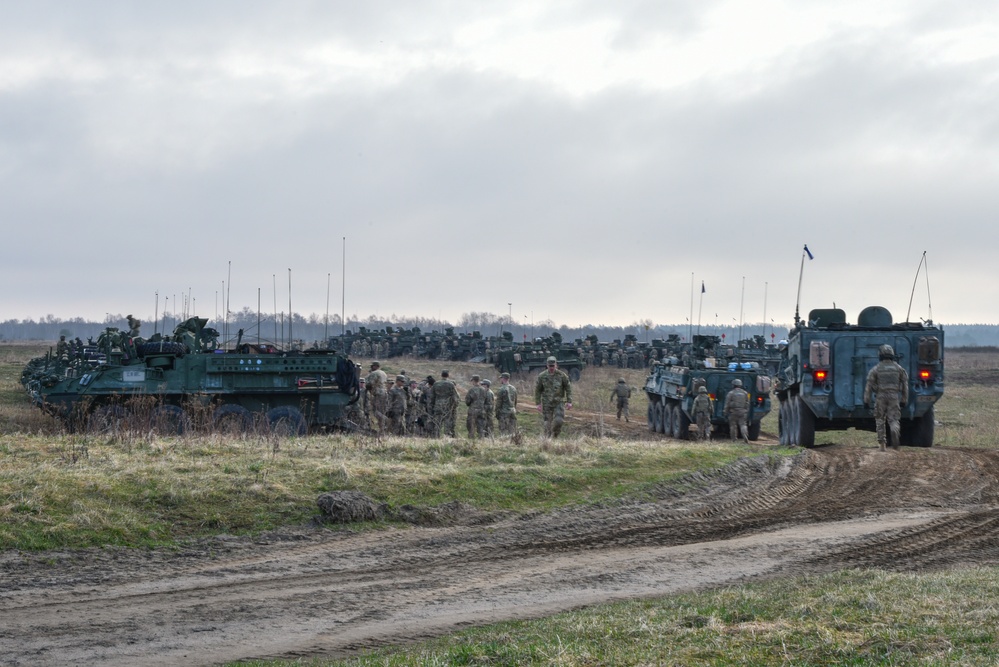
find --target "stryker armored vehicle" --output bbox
[22,316,360,434]
[493,331,585,380]
[644,334,772,440]
[775,306,943,447]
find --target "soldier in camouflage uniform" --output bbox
[387,375,408,435]
[723,378,750,443]
[495,372,518,435]
[691,385,713,441]
[465,375,486,438]
[481,379,495,436]
[610,378,632,421]
[864,344,909,451]
[56,335,70,361]
[430,370,460,437]
[406,380,423,435]
[365,361,389,435]
[534,356,573,438]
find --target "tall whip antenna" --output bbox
[794,244,813,326]
[905,251,933,324]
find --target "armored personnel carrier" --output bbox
[22,316,360,434]
[644,334,772,440]
[775,306,943,447]
[493,332,584,380]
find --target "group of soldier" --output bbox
[348,361,523,439]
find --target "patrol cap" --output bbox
[546,356,557,365]
[370,361,380,369]
[395,375,406,382]
[500,372,510,379]
[441,370,450,377]
[481,379,491,386]
[471,374,480,382]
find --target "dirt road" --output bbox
[3,445,999,666]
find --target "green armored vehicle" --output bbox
[493,331,584,381]
[775,306,943,447]
[22,316,360,434]
[644,335,772,440]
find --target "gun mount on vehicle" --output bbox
[22,316,360,434]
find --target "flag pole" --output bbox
[697,281,704,336]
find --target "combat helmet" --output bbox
[879,344,895,360]
[698,386,707,394]
[732,378,743,388]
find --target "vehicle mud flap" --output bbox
[900,406,934,447]
[794,395,815,447]
[267,406,308,436]
[748,420,761,441]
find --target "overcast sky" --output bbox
[2,1,997,329]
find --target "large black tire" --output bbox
[778,401,789,446]
[647,402,656,432]
[267,406,308,436]
[661,400,672,434]
[671,404,690,440]
[151,404,190,435]
[87,404,127,434]
[901,406,935,447]
[748,420,761,442]
[568,367,581,382]
[794,395,815,447]
[213,404,254,434]
[652,402,664,433]
[138,341,188,357]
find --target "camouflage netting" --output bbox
[316,491,388,523]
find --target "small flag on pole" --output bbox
[804,244,814,260]
[701,281,706,294]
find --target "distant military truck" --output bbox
[645,353,772,441]
[775,306,944,447]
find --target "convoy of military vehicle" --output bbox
[20,295,945,447]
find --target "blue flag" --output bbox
[701,281,706,294]
[804,244,814,260]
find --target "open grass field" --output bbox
[2,343,999,665]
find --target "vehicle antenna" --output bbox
[905,251,932,324]
[794,244,812,326]
[288,268,293,348]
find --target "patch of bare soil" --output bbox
[3,445,999,666]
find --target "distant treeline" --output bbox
[1,310,994,347]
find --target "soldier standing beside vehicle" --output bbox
[56,335,70,361]
[692,385,713,441]
[465,375,485,438]
[864,344,909,451]
[430,370,460,437]
[534,356,573,438]
[365,361,389,435]
[387,375,408,435]
[495,372,518,435]
[481,379,495,436]
[610,378,632,422]
[723,378,750,443]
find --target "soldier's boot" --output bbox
[740,424,750,444]
[878,440,887,451]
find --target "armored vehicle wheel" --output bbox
[151,404,190,435]
[647,402,656,432]
[671,405,690,440]
[661,400,673,434]
[900,406,934,447]
[793,395,815,447]
[267,406,307,436]
[87,405,127,433]
[213,404,254,434]
[651,403,662,433]
[747,420,761,441]
[568,367,581,382]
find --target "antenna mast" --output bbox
[905,251,933,324]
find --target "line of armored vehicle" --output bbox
[21,302,943,447]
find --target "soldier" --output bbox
[430,369,460,437]
[864,344,909,451]
[345,375,367,429]
[495,372,518,435]
[126,314,142,338]
[481,379,495,437]
[723,378,750,443]
[610,378,632,421]
[691,385,713,441]
[419,376,436,434]
[365,361,389,435]
[465,375,485,438]
[534,356,573,438]
[406,380,423,435]
[56,335,70,361]
[387,375,408,435]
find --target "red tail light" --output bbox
[919,369,932,381]
[813,369,828,382]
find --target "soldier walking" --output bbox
[534,356,573,438]
[495,372,518,435]
[610,378,632,421]
[864,344,909,450]
[691,385,713,441]
[723,378,750,443]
